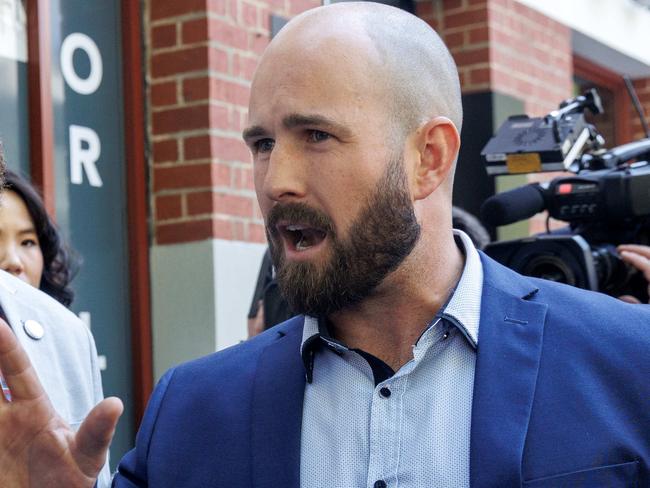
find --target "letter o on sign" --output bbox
[60,33,103,95]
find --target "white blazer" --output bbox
[0,270,111,487]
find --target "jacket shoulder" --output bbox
[171,315,305,382]
[0,270,89,338]
[480,252,650,339]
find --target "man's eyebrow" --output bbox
[283,114,352,137]
[242,113,353,143]
[242,126,267,143]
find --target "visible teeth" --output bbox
[296,236,310,250]
[286,224,307,231]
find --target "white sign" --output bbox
[69,124,103,187]
[61,32,104,187]
[60,33,103,95]
[0,0,27,62]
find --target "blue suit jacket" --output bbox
[114,254,650,487]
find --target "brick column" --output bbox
[150,2,256,246]
[146,0,319,378]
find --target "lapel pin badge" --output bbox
[23,319,45,340]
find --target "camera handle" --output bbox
[582,137,650,170]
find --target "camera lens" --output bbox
[591,245,636,295]
[484,234,598,291]
[522,255,577,285]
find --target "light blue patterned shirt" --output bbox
[300,230,483,488]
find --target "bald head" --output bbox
[260,2,463,139]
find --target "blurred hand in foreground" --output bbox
[617,244,650,304]
[0,319,122,488]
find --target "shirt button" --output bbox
[379,387,391,398]
[374,481,387,488]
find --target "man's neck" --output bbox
[326,234,465,371]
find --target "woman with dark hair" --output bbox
[0,151,113,485]
[0,169,77,306]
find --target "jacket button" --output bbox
[374,480,387,488]
[379,387,391,398]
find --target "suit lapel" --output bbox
[470,255,548,487]
[251,317,306,488]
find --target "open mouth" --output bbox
[278,223,328,251]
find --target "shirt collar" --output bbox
[439,229,483,348]
[300,229,484,379]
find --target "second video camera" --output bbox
[480,89,650,301]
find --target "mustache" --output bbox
[266,202,335,237]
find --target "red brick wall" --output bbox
[417,0,573,116]
[147,0,318,245]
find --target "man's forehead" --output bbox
[248,51,384,126]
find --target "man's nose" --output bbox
[263,144,307,202]
[0,245,25,277]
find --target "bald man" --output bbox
[5,3,650,487]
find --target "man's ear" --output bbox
[412,117,460,201]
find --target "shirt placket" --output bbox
[366,373,409,488]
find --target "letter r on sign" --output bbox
[69,125,103,187]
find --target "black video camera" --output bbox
[480,88,650,301]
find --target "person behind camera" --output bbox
[2,3,650,487]
[0,157,116,487]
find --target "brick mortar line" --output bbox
[156,214,258,225]
[153,160,251,171]
[150,69,256,85]
[450,41,490,52]
[154,186,253,197]
[151,129,247,141]
[162,187,257,195]
[206,9,270,31]
[153,159,252,169]
[442,5,485,17]
[176,212,258,220]
[150,40,264,57]
[150,98,247,111]
[493,29,571,54]
[490,63,572,81]
[150,12,208,27]
[492,87,572,103]
[151,100,248,112]
[179,72,253,86]
[489,52,572,73]
[443,22,488,35]
[153,186,241,196]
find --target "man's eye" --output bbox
[308,130,331,143]
[254,139,275,153]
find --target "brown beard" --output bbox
[267,155,420,317]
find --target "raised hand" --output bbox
[617,244,650,304]
[0,319,122,488]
